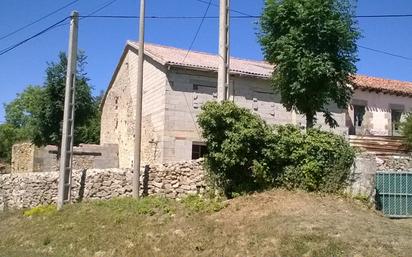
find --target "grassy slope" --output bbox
[1,190,412,257]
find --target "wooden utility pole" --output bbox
[218,0,230,101]
[133,0,146,198]
[57,11,79,210]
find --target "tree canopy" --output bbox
[0,52,100,162]
[259,0,360,128]
[32,52,98,147]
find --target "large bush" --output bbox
[197,101,273,195]
[198,101,355,197]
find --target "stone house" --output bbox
[101,41,412,168]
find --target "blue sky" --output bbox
[0,0,412,123]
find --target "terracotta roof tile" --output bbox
[129,42,412,97]
[129,41,274,78]
[353,75,412,96]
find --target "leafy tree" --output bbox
[0,52,100,162]
[4,85,43,136]
[33,51,98,147]
[0,124,26,161]
[259,0,360,128]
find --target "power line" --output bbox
[183,0,213,62]
[194,0,254,17]
[0,0,79,41]
[358,45,412,61]
[55,0,120,28]
[0,14,257,57]
[0,17,69,56]
[2,11,412,60]
[195,0,412,19]
[84,0,119,17]
[356,14,412,18]
[78,15,260,19]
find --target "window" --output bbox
[192,142,208,160]
[354,105,366,127]
[391,109,402,135]
[114,96,119,110]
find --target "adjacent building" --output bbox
[101,42,412,168]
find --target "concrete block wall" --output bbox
[163,69,348,162]
[100,48,168,168]
[11,143,119,173]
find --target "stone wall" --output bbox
[346,154,377,199]
[11,143,35,172]
[11,143,119,173]
[3,154,411,210]
[100,47,167,168]
[376,155,412,171]
[346,154,412,200]
[0,159,206,210]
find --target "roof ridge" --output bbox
[131,41,270,65]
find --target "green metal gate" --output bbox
[376,171,412,218]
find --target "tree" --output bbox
[259,0,360,128]
[0,52,100,162]
[0,124,26,161]
[33,51,98,147]
[4,85,43,136]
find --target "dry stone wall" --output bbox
[376,155,412,171]
[3,154,410,210]
[0,159,206,210]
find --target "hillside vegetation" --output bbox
[1,190,412,257]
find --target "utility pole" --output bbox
[218,0,230,101]
[133,0,146,198]
[57,11,79,210]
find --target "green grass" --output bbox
[1,191,412,257]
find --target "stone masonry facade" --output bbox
[0,159,206,210]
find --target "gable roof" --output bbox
[126,41,412,97]
[128,41,274,79]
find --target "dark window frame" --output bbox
[354,105,366,127]
[192,142,208,160]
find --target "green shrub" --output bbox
[198,101,275,196]
[198,101,355,196]
[401,114,412,148]
[181,194,226,213]
[23,205,57,217]
[276,128,355,192]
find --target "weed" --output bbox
[181,194,226,213]
[23,205,56,217]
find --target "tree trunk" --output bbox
[306,113,315,129]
